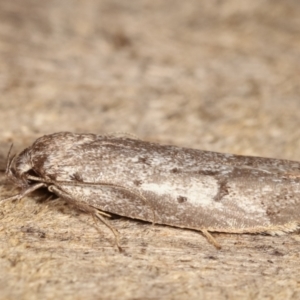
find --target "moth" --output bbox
[2,132,300,249]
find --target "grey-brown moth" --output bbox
[2,132,300,249]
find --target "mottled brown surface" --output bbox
[1,1,300,299]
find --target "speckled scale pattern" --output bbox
[7,132,300,236]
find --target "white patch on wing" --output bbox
[141,176,220,207]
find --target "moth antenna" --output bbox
[5,143,14,175]
[94,211,122,252]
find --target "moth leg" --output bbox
[93,212,122,252]
[201,229,221,249]
[48,185,122,251]
[1,182,46,203]
[96,210,112,218]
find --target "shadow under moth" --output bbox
[2,132,300,250]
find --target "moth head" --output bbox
[5,146,34,188]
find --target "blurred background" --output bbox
[0,0,300,159]
[1,1,300,299]
[1,0,300,159]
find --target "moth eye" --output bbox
[22,169,41,185]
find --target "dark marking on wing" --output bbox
[197,169,220,177]
[177,196,187,203]
[171,167,179,173]
[213,179,229,201]
[70,172,84,182]
[133,179,143,186]
[137,156,151,165]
